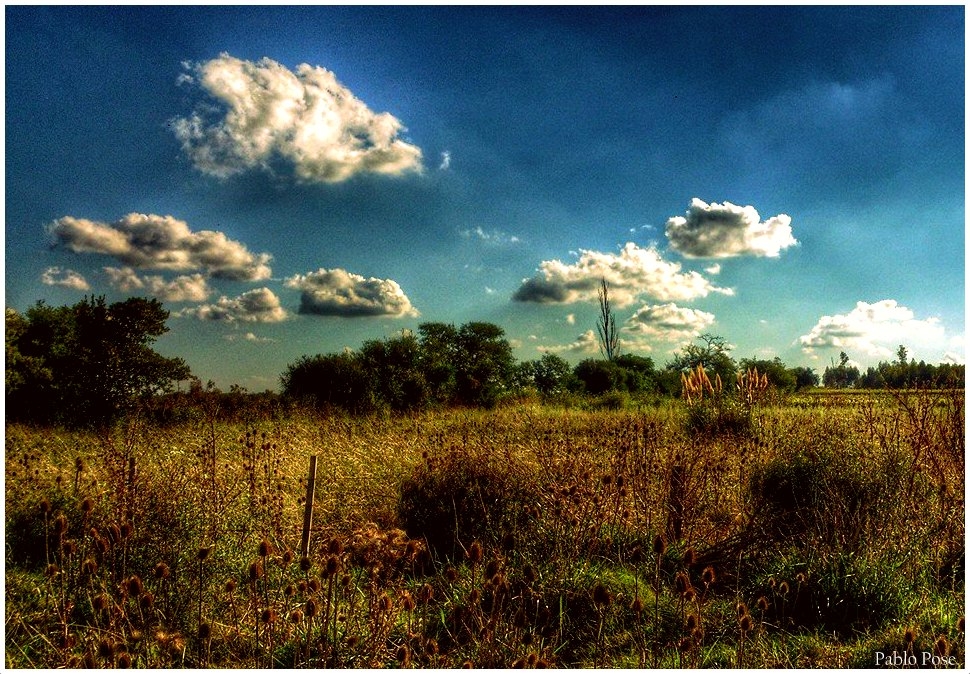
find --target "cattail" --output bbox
[98,640,115,660]
[683,547,696,567]
[126,575,144,597]
[674,572,690,595]
[154,562,171,580]
[592,583,612,607]
[290,609,304,623]
[467,541,483,565]
[341,573,352,588]
[325,555,340,577]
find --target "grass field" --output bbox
[4,388,965,668]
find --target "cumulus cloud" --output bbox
[41,266,89,291]
[104,266,212,302]
[798,299,948,359]
[171,53,423,183]
[513,242,732,306]
[439,151,451,170]
[178,287,288,323]
[538,329,600,355]
[624,302,716,342]
[285,268,418,318]
[665,198,797,258]
[48,213,272,281]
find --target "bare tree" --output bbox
[596,278,620,361]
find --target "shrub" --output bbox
[397,445,533,561]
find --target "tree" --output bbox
[280,352,376,413]
[6,297,191,426]
[667,334,737,384]
[596,278,620,361]
[822,352,860,388]
[574,358,628,395]
[738,357,796,392]
[358,332,429,411]
[523,353,575,396]
[454,322,517,407]
[614,353,656,392]
[788,366,820,390]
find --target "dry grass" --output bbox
[4,391,964,668]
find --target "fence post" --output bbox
[300,455,318,559]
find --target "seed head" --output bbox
[196,546,211,562]
[198,622,211,640]
[467,541,483,565]
[904,627,916,645]
[304,598,319,618]
[934,635,950,657]
[258,538,273,558]
[80,498,94,514]
[653,534,666,556]
[592,583,612,607]
[126,575,144,597]
[154,562,171,580]
[778,580,790,595]
[739,614,753,633]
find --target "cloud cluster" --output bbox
[285,268,419,318]
[178,287,288,323]
[104,266,212,302]
[798,299,947,358]
[624,302,716,342]
[513,242,732,306]
[460,226,520,245]
[171,53,423,183]
[538,329,599,355]
[665,198,797,258]
[41,266,90,291]
[49,213,272,281]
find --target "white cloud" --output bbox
[705,263,722,275]
[285,268,418,318]
[439,151,451,170]
[179,287,288,323]
[460,226,520,245]
[104,266,212,302]
[513,242,733,306]
[798,299,949,359]
[224,332,276,344]
[41,266,89,291]
[565,313,576,325]
[623,302,716,342]
[538,329,600,355]
[49,213,272,281]
[171,53,423,183]
[665,198,797,258]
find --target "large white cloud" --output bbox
[40,266,90,291]
[513,242,732,306]
[171,53,423,183]
[48,213,272,281]
[104,266,212,302]
[624,302,716,342]
[665,198,797,258]
[178,287,288,323]
[285,268,419,318]
[538,330,600,355]
[798,299,949,359]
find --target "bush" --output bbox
[397,445,533,561]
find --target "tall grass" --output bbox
[4,391,964,668]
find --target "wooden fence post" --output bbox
[300,455,318,559]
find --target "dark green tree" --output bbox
[614,353,656,392]
[574,358,628,395]
[6,297,190,426]
[279,352,376,413]
[788,366,820,390]
[522,353,575,396]
[666,334,737,384]
[358,331,429,411]
[738,357,796,391]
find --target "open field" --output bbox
[5,389,965,668]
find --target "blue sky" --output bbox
[6,6,965,391]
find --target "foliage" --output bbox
[5,297,191,426]
[822,351,861,388]
[596,278,620,361]
[666,334,737,385]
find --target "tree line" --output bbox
[5,296,964,425]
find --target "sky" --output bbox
[5,6,965,391]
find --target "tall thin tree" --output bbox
[597,278,620,361]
